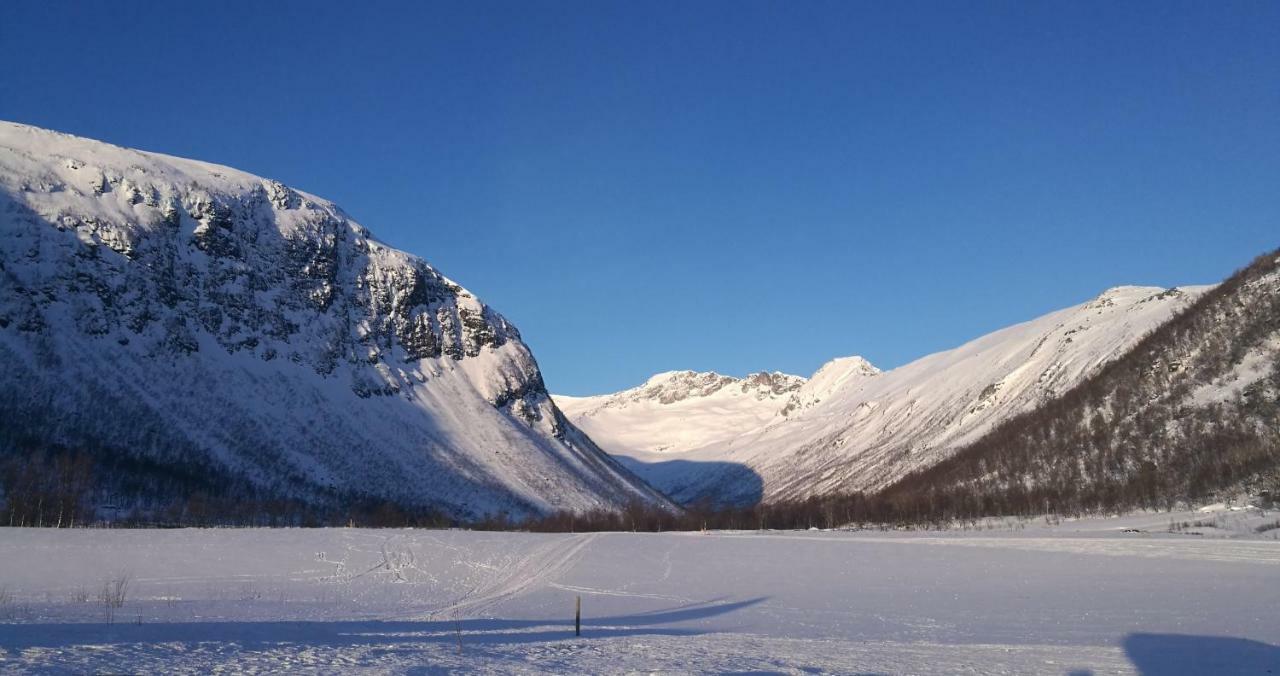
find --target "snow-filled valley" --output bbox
[1,511,1278,674]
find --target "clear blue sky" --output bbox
[3,2,1276,395]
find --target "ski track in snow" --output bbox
[421,533,600,619]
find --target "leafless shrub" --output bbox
[99,571,132,622]
[0,586,28,621]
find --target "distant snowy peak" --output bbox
[608,369,806,408]
[1085,285,1188,310]
[554,369,806,456]
[781,355,880,416]
[813,355,881,378]
[741,370,810,396]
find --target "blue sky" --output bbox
[3,2,1276,395]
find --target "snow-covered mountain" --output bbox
[561,285,1208,506]
[556,370,805,456]
[0,121,669,520]
[879,251,1280,516]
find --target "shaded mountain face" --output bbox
[566,286,1207,507]
[880,250,1280,516]
[0,122,669,520]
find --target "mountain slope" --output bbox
[878,250,1280,517]
[0,121,670,521]
[555,370,806,456]
[566,285,1207,506]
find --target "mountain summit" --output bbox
[0,122,669,520]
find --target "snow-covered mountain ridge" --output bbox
[0,121,669,519]
[556,370,805,455]
[879,253,1280,515]
[778,355,881,417]
[560,284,1210,506]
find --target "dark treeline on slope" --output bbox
[870,247,1280,522]
[0,452,453,529]
[0,441,913,532]
[513,496,912,533]
[0,446,450,529]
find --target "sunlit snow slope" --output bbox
[556,370,806,455]
[0,122,669,519]
[561,286,1208,505]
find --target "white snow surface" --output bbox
[0,121,667,518]
[0,513,1277,674]
[556,370,807,455]
[560,286,1210,505]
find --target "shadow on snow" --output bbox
[0,597,767,652]
[613,456,764,508]
[1122,633,1280,675]
[5,607,1277,675]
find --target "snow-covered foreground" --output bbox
[1,516,1278,674]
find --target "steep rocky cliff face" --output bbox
[0,122,669,520]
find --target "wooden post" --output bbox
[454,610,463,654]
[575,595,581,636]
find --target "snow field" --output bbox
[1,516,1278,674]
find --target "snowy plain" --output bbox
[1,508,1278,675]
